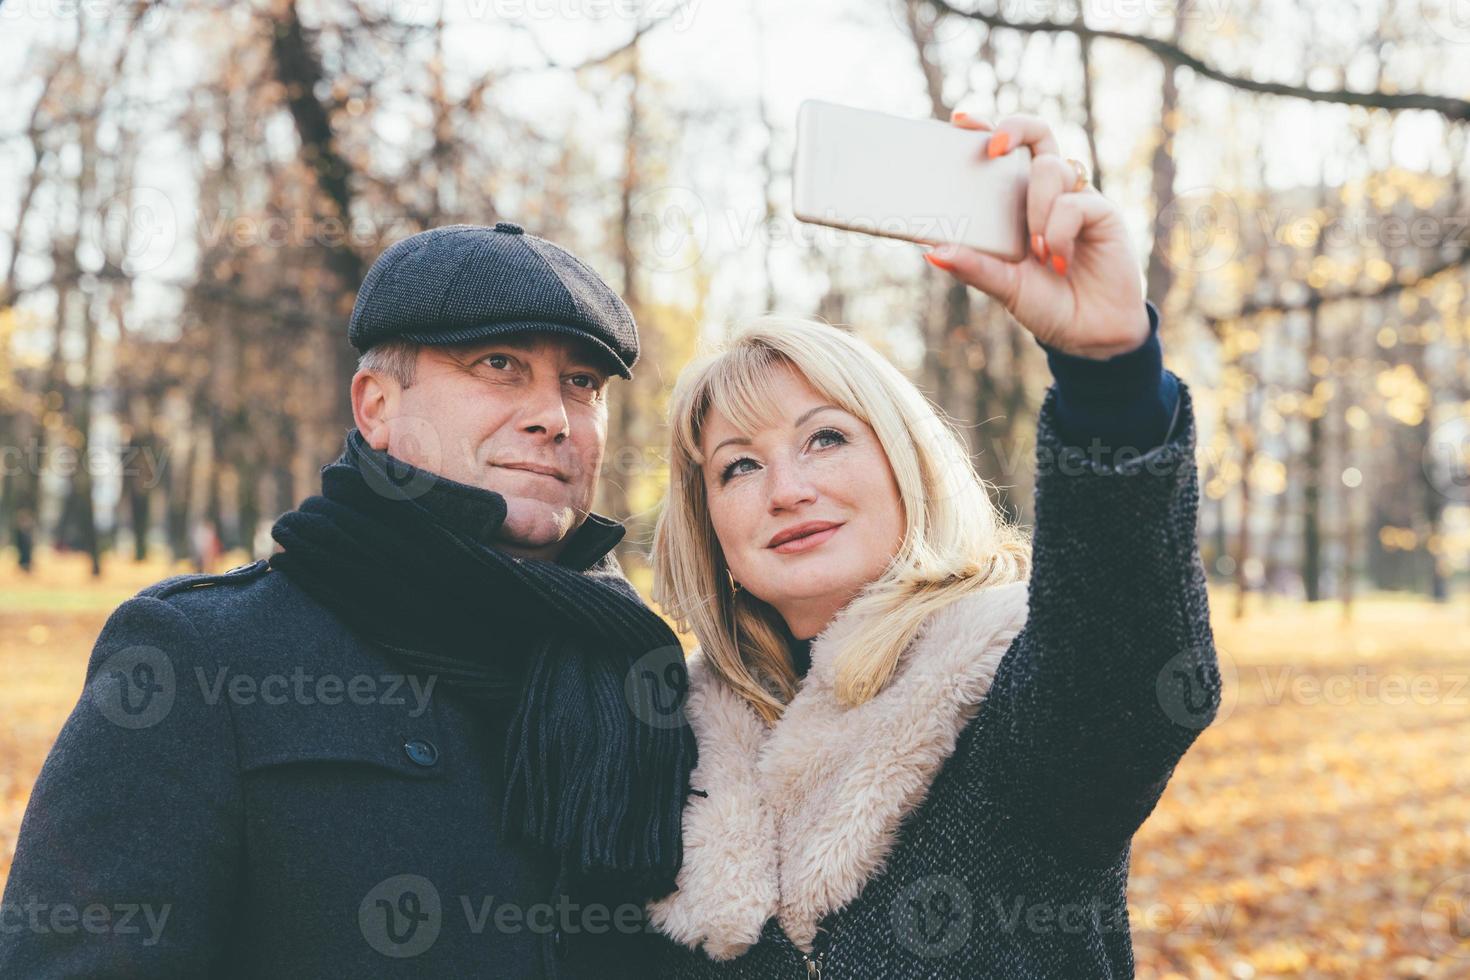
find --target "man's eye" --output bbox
[482,354,512,370]
[568,374,598,389]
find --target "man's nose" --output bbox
[518,378,571,442]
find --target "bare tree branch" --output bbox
[925,0,1470,121]
[444,0,694,83]
[268,0,362,271]
[1,56,66,309]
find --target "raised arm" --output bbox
[972,303,1221,862]
[921,110,1222,863]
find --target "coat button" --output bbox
[493,221,524,235]
[403,738,439,767]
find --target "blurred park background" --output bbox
[1,0,1469,976]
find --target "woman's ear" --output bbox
[351,369,396,450]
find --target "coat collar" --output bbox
[646,580,1031,959]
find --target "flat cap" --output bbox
[348,222,638,378]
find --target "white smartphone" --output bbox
[792,99,1032,261]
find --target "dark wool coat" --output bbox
[0,519,654,979]
[642,377,1221,979]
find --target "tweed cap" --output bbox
[348,222,638,378]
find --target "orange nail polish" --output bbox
[924,252,955,271]
[1051,253,1067,275]
[987,131,1010,158]
[1031,233,1049,261]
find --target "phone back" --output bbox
[792,99,1031,261]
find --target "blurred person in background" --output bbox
[12,507,34,573]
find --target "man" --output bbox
[0,222,694,978]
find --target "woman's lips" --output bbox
[770,524,842,555]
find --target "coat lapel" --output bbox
[646,581,1030,959]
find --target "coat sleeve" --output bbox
[972,374,1222,864]
[0,595,243,977]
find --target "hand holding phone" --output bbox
[792,99,1032,261]
[795,101,1150,361]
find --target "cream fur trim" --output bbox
[645,581,1030,959]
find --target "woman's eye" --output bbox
[810,427,847,450]
[720,457,757,482]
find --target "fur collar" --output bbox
[646,581,1030,960]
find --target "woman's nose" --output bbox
[765,459,818,512]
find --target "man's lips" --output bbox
[495,461,569,482]
[767,520,844,554]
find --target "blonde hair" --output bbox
[652,313,1031,724]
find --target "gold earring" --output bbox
[727,570,742,594]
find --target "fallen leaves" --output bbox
[1132,593,1470,978]
[2,557,1467,976]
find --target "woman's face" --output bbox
[700,363,906,640]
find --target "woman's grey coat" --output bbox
[645,378,1221,978]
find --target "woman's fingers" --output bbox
[925,243,1023,310]
[1042,190,1116,277]
[929,112,1148,355]
[1026,154,1076,264]
[984,112,1060,160]
[950,111,1074,271]
[949,109,992,131]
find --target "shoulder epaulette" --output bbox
[136,558,273,600]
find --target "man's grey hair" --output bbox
[357,340,420,388]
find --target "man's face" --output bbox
[356,332,612,560]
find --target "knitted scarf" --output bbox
[268,429,694,901]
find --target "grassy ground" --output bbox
[2,551,1468,977]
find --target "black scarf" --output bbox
[268,428,694,901]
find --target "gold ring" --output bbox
[1065,158,1090,192]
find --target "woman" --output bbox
[641,112,1221,978]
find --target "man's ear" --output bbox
[351,369,396,450]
